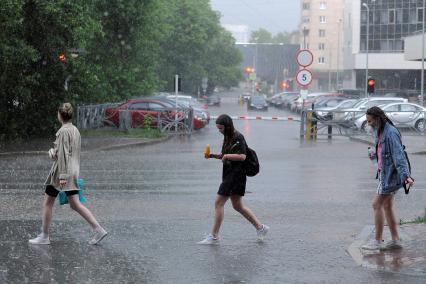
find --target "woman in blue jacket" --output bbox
[362,106,414,250]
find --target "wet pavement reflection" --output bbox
[1,92,426,283]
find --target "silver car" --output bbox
[354,102,426,131]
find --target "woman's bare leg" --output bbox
[230,195,262,230]
[212,195,229,237]
[68,195,100,229]
[42,194,56,234]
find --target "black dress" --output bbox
[217,131,247,196]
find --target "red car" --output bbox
[104,98,207,130]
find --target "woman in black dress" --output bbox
[198,114,269,245]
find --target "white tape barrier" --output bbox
[210,115,299,121]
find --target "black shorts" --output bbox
[45,185,79,198]
[217,181,246,197]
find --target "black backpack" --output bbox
[244,146,259,177]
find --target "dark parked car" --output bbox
[206,94,221,106]
[247,95,268,111]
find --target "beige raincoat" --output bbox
[45,123,81,191]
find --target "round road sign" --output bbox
[296,69,313,87]
[296,49,314,67]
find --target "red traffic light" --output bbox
[367,78,375,93]
[281,80,288,89]
[244,66,253,74]
[58,53,66,62]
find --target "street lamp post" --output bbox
[362,3,370,97]
[336,19,342,91]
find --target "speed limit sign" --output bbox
[296,69,313,87]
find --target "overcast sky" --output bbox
[210,0,300,35]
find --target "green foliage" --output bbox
[0,0,242,141]
[400,208,426,225]
[81,128,164,139]
[249,28,294,44]
[143,115,153,130]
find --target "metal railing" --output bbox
[77,104,194,135]
[300,109,426,140]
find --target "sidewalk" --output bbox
[350,134,426,155]
[348,224,426,276]
[0,135,170,156]
[349,134,426,277]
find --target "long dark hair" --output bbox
[366,106,394,134]
[215,114,236,151]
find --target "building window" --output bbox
[320,1,327,10]
[389,9,395,24]
[320,16,326,23]
[303,2,310,10]
[318,57,325,64]
[417,8,426,23]
[319,43,325,50]
[319,29,326,37]
[303,16,310,23]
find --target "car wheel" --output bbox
[415,119,426,131]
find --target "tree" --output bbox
[0,0,101,140]
[158,0,241,94]
[273,32,290,44]
[249,28,273,43]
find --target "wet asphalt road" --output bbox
[1,91,426,283]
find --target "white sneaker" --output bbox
[197,234,219,245]
[257,224,269,241]
[381,239,402,250]
[29,233,50,245]
[89,227,108,245]
[361,239,382,250]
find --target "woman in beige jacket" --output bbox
[29,103,107,245]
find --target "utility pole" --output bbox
[363,3,370,98]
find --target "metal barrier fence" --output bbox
[300,109,426,140]
[77,104,194,135]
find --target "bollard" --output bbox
[239,96,244,106]
[328,125,332,140]
[305,112,317,141]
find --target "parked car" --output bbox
[166,95,210,126]
[309,96,348,110]
[313,99,358,120]
[206,94,221,106]
[335,97,408,125]
[104,98,207,130]
[337,88,364,99]
[247,95,268,111]
[280,93,300,109]
[275,92,299,109]
[354,102,426,131]
[292,92,340,112]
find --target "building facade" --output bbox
[300,0,345,91]
[343,0,424,96]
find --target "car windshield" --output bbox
[251,96,265,103]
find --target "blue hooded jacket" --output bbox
[373,123,410,193]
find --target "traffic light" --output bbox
[367,77,375,94]
[244,66,253,74]
[58,53,66,62]
[281,80,289,90]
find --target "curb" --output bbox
[0,135,171,157]
[92,135,172,152]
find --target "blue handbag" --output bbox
[58,178,87,205]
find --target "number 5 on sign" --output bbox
[296,69,313,87]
